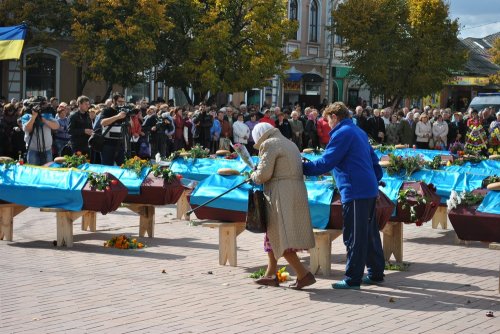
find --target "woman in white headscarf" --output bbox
[250,123,316,290]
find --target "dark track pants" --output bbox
[342,197,385,286]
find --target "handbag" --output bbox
[88,126,112,153]
[246,188,267,233]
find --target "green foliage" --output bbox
[68,0,172,93]
[156,0,297,104]
[0,0,72,47]
[332,0,466,105]
[248,268,266,279]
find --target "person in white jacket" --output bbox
[415,114,432,149]
[232,113,250,144]
[432,114,449,150]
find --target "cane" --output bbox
[186,178,252,215]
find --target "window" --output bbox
[23,48,60,99]
[25,54,56,98]
[309,0,318,42]
[289,0,298,40]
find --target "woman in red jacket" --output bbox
[316,109,332,148]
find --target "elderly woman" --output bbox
[432,114,449,150]
[415,114,432,149]
[250,123,316,289]
[289,111,304,150]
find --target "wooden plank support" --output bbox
[124,204,155,238]
[382,222,403,263]
[176,190,191,221]
[0,204,27,241]
[431,206,448,229]
[309,229,343,276]
[40,208,86,248]
[203,222,246,267]
[489,243,500,294]
[81,211,97,232]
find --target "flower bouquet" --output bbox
[60,151,88,168]
[449,141,464,155]
[104,234,145,249]
[231,142,255,170]
[121,156,151,176]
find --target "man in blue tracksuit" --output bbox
[303,102,385,289]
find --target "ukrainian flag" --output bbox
[0,24,27,60]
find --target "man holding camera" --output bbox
[99,93,131,166]
[68,95,93,156]
[21,97,60,165]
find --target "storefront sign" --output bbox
[284,81,300,91]
[448,76,489,86]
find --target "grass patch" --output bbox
[385,262,410,271]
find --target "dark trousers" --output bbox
[101,141,125,166]
[342,197,385,286]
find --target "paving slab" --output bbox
[0,206,499,333]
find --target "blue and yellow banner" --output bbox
[0,24,27,60]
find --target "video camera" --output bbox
[117,104,140,116]
[24,96,47,114]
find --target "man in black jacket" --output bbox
[368,109,386,143]
[68,95,93,156]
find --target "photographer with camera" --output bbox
[68,95,93,156]
[99,93,132,166]
[21,97,60,165]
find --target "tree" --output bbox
[332,0,466,107]
[156,0,296,105]
[488,37,500,85]
[68,0,172,97]
[0,0,72,47]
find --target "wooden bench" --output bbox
[122,203,155,237]
[202,222,246,266]
[382,222,403,263]
[431,205,448,229]
[309,228,343,276]
[175,190,191,221]
[81,190,192,238]
[489,243,500,294]
[40,208,91,247]
[0,203,27,241]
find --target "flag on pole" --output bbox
[0,24,27,60]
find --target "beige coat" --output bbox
[251,128,315,259]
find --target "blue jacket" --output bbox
[303,118,382,203]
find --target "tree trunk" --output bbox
[103,83,113,102]
[391,95,402,111]
[193,91,207,105]
[181,87,193,106]
[76,67,87,96]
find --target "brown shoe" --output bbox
[255,276,279,287]
[289,272,316,290]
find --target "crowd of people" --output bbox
[1,94,499,166]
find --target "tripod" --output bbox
[26,116,48,165]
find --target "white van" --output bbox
[468,93,500,113]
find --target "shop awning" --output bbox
[286,72,303,81]
[303,73,323,83]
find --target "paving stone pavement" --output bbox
[0,206,499,334]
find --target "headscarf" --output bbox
[252,122,274,144]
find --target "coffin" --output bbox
[188,200,247,222]
[124,176,185,205]
[448,189,500,242]
[81,173,128,214]
[329,190,395,230]
[391,181,440,224]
